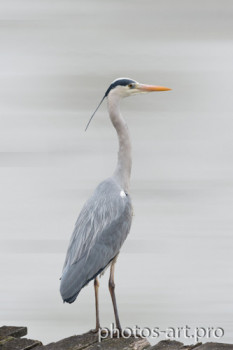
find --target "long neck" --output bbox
[107,94,132,193]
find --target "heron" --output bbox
[60,78,171,334]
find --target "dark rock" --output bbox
[149,340,233,350]
[149,340,184,350]
[35,331,150,350]
[0,337,42,350]
[0,327,27,340]
[1,326,233,350]
[85,335,150,350]
[194,343,233,350]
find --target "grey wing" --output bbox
[60,178,133,303]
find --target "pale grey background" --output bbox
[0,0,233,346]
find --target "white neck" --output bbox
[107,93,132,193]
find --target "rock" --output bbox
[35,331,150,350]
[1,326,233,350]
[0,326,27,341]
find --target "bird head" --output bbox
[105,78,171,98]
[85,77,171,130]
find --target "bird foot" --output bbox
[112,329,142,338]
[132,330,143,338]
[90,327,141,338]
[112,330,122,338]
[112,328,127,338]
[90,327,108,336]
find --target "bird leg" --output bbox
[109,260,122,334]
[91,277,100,333]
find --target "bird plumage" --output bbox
[60,177,133,303]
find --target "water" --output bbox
[0,0,233,346]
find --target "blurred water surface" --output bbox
[0,0,233,345]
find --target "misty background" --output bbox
[0,0,233,345]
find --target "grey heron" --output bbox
[60,78,171,333]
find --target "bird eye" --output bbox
[128,83,134,89]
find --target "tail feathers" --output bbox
[60,253,107,304]
[60,239,120,303]
[60,259,86,304]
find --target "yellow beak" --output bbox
[136,83,171,92]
